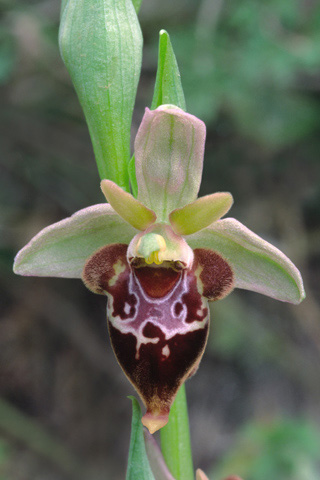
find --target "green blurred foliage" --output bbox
[210,419,320,480]
[0,438,10,480]
[161,0,320,148]
[0,27,16,84]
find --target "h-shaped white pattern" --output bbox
[106,269,209,359]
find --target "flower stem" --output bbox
[160,384,194,480]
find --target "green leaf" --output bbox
[151,30,186,111]
[126,397,155,480]
[160,385,194,480]
[131,0,143,14]
[128,30,187,211]
[128,154,138,198]
[59,0,143,191]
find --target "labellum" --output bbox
[83,225,234,433]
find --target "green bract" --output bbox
[126,397,155,480]
[14,105,305,305]
[151,30,186,112]
[59,0,142,191]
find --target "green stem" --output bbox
[160,385,194,480]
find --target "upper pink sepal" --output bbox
[134,105,206,221]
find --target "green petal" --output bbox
[169,192,233,235]
[135,105,206,221]
[187,218,305,304]
[13,204,137,278]
[101,179,156,230]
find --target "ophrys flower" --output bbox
[14,105,305,433]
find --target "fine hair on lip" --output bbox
[129,258,187,270]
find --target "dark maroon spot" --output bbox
[174,302,183,316]
[193,248,234,300]
[105,268,137,321]
[108,274,137,320]
[108,321,209,415]
[129,294,137,306]
[108,323,137,372]
[82,244,128,294]
[182,270,208,323]
[142,322,163,339]
[134,267,181,298]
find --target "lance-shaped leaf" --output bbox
[128,154,138,198]
[126,397,155,480]
[129,30,187,197]
[131,0,143,14]
[187,218,305,304]
[59,0,142,190]
[151,30,186,111]
[135,106,206,221]
[101,179,156,230]
[170,192,233,235]
[13,204,137,278]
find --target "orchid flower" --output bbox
[13,105,305,434]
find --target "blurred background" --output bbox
[1,0,320,479]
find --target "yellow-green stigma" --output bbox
[136,233,166,265]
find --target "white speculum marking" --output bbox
[162,345,170,358]
[124,302,132,315]
[106,270,209,359]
